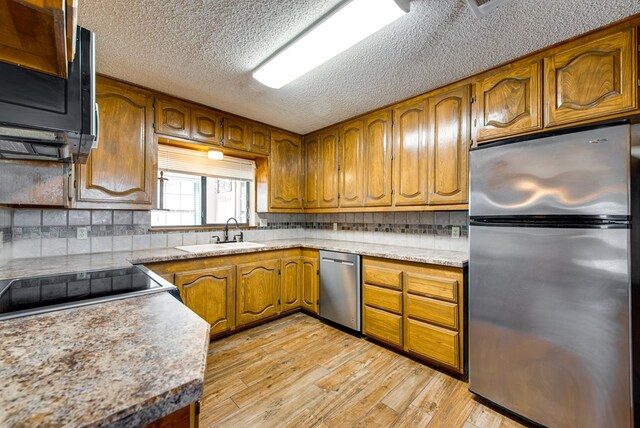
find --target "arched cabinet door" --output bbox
[427,84,471,205]
[544,27,637,127]
[236,259,281,326]
[319,128,340,208]
[363,110,393,207]
[175,266,235,337]
[393,99,428,206]
[300,253,319,314]
[75,76,155,208]
[281,257,302,312]
[155,98,190,139]
[339,119,365,208]
[304,133,320,209]
[476,58,542,143]
[270,131,303,210]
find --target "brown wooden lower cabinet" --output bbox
[146,249,320,336]
[362,256,465,374]
[236,259,281,327]
[174,267,235,337]
[300,249,319,314]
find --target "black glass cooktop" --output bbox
[0,265,176,320]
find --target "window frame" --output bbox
[154,169,252,228]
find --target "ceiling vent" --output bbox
[466,0,512,17]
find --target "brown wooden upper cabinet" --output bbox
[319,128,340,208]
[249,124,271,155]
[270,131,303,210]
[426,84,471,205]
[222,116,250,151]
[155,98,191,140]
[544,27,638,128]
[0,0,77,78]
[364,110,393,207]
[475,58,543,142]
[155,98,223,145]
[304,133,320,209]
[75,76,156,209]
[393,99,429,205]
[191,107,222,145]
[339,119,365,208]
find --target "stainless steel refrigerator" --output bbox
[468,124,638,428]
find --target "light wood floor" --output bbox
[199,313,532,428]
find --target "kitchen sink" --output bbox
[176,242,265,253]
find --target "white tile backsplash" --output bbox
[42,209,67,226]
[91,236,113,253]
[67,238,91,255]
[150,233,168,249]
[41,238,67,257]
[132,235,151,250]
[12,239,41,258]
[113,235,133,252]
[13,209,41,227]
[68,210,91,226]
[166,233,182,248]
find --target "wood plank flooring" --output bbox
[199,313,533,428]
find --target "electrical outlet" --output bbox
[451,226,460,239]
[77,227,88,240]
[333,222,338,231]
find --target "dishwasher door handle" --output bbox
[321,258,355,266]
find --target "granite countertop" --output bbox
[0,293,210,427]
[129,238,469,268]
[0,237,465,426]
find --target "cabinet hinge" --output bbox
[221,118,225,126]
[391,188,395,195]
[316,269,319,275]
[278,268,281,275]
[637,78,640,87]
[470,96,476,104]
[391,154,395,161]
[194,401,201,416]
[338,193,341,199]
[337,163,341,171]
[278,298,281,305]
[152,100,155,109]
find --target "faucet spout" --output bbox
[224,217,240,242]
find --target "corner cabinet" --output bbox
[544,27,638,128]
[75,76,156,209]
[475,58,543,142]
[174,267,235,337]
[270,131,303,210]
[236,259,281,327]
[426,84,471,205]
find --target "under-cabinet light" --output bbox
[208,150,224,160]
[253,0,410,89]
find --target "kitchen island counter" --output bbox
[0,292,210,427]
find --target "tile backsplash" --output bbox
[0,208,469,260]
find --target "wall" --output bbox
[0,208,469,260]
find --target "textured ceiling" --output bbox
[78,0,640,135]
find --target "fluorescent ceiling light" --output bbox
[208,150,224,160]
[253,0,410,89]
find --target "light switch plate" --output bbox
[451,226,460,239]
[333,222,338,231]
[77,227,88,240]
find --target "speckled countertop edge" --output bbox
[130,238,469,268]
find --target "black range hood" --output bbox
[0,26,97,163]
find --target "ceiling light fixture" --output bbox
[253,0,410,89]
[207,150,224,160]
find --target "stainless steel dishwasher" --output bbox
[319,250,361,332]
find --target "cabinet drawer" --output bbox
[406,294,457,329]
[363,305,402,347]
[406,272,457,302]
[405,318,459,369]
[363,265,402,290]
[363,284,402,314]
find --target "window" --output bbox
[152,145,255,227]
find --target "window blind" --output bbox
[157,145,255,181]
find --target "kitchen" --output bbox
[1,0,639,427]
